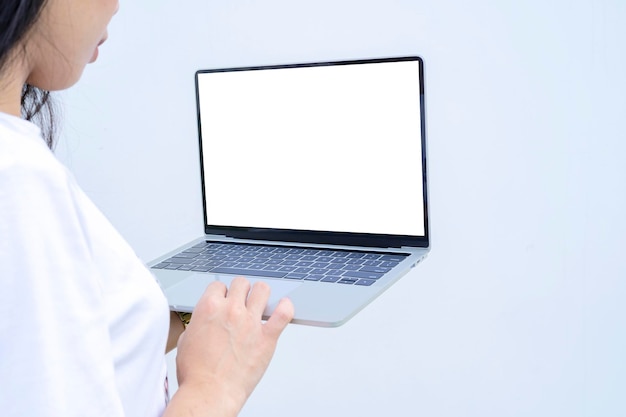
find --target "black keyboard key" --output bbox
[304,274,324,281]
[191,266,211,272]
[202,261,224,268]
[175,252,200,259]
[342,264,361,271]
[355,279,377,286]
[177,265,195,271]
[285,273,306,280]
[222,256,240,262]
[316,257,333,263]
[338,278,358,285]
[263,265,282,271]
[166,257,193,264]
[343,270,384,280]
[359,266,392,274]
[321,276,341,283]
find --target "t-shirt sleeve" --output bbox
[0,151,127,416]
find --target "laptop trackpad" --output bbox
[165,273,302,317]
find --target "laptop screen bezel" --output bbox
[195,56,429,249]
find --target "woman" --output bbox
[0,1,294,416]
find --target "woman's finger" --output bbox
[203,280,228,299]
[246,281,271,318]
[264,297,295,338]
[192,280,227,317]
[225,277,252,303]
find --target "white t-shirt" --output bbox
[0,112,170,417]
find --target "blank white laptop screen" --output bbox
[196,58,424,237]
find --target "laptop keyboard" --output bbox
[152,241,409,286]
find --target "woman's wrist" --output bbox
[164,380,242,417]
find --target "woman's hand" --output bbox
[165,277,294,417]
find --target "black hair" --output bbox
[0,0,56,149]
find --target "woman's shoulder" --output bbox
[0,117,71,189]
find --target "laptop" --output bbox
[150,56,430,327]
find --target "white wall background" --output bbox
[56,1,625,416]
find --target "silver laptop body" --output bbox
[150,56,430,327]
